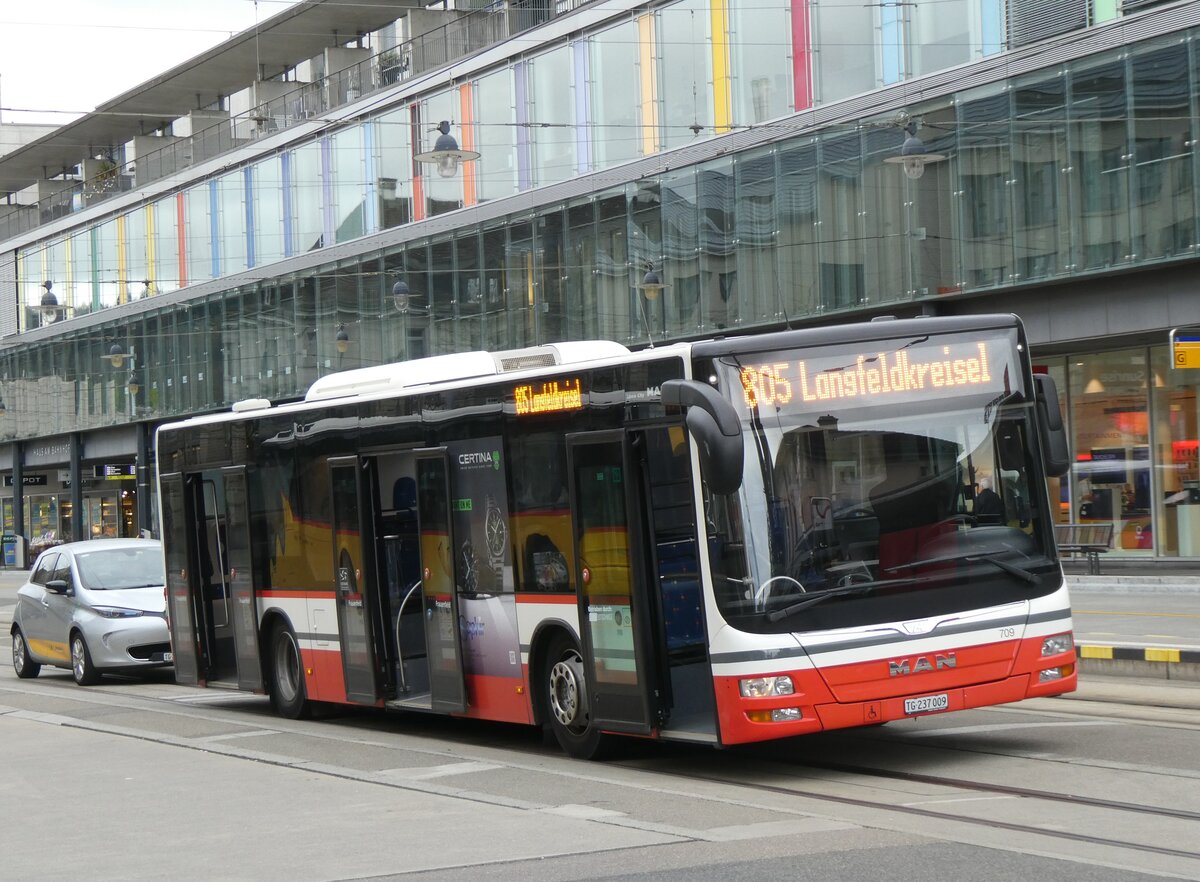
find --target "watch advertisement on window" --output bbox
[446,438,519,681]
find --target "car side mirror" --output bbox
[45,579,71,595]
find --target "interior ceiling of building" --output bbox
[0,0,424,196]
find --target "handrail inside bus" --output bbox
[394,580,423,694]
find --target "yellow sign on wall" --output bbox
[1170,329,1200,369]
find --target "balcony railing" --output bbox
[0,0,590,243]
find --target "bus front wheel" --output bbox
[269,621,311,719]
[542,632,611,760]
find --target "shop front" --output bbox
[0,426,148,564]
[1038,344,1200,559]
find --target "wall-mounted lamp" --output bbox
[104,343,128,368]
[884,121,945,180]
[638,263,669,301]
[392,279,411,311]
[335,323,350,354]
[0,397,7,416]
[35,281,70,322]
[414,120,479,178]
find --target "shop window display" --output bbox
[1069,350,1152,554]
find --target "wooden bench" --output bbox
[1054,523,1113,575]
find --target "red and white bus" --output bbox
[156,314,1076,758]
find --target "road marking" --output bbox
[192,729,281,742]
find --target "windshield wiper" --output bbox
[884,550,1040,584]
[766,577,917,622]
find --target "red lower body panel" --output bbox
[714,634,1077,745]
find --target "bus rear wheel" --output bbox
[268,621,311,719]
[543,633,611,760]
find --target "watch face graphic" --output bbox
[485,504,507,560]
[460,540,479,593]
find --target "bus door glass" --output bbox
[415,451,468,713]
[329,457,380,704]
[194,473,241,683]
[161,473,201,685]
[567,432,654,734]
[221,466,264,692]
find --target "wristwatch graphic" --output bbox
[484,494,507,586]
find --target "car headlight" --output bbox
[92,606,144,619]
[1041,633,1074,656]
[740,675,795,698]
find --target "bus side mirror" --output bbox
[1033,374,1070,478]
[661,379,744,495]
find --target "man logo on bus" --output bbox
[889,653,957,676]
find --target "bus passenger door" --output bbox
[415,451,468,713]
[221,467,264,692]
[329,457,380,704]
[161,473,203,685]
[567,432,655,735]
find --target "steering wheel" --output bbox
[753,575,806,611]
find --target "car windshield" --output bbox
[75,546,165,590]
[705,328,1060,634]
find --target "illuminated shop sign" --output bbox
[514,378,583,416]
[739,337,1011,411]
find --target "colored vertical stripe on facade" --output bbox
[363,121,379,233]
[176,193,187,288]
[1093,0,1118,24]
[320,137,335,248]
[209,180,220,280]
[791,0,813,111]
[411,105,426,222]
[514,61,532,190]
[90,226,101,309]
[710,0,732,133]
[244,167,255,269]
[116,214,128,304]
[281,152,294,257]
[459,83,477,206]
[880,4,903,84]
[638,13,658,155]
[573,42,592,175]
[145,203,156,288]
[980,0,1004,55]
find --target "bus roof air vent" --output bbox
[231,397,272,412]
[496,351,558,372]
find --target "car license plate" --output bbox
[163,652,174,663]
[904,693,949,715]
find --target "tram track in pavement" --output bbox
[631,758,1200,863]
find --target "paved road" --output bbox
[2,660,1199,881]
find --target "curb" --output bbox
[1077,643,1200,682]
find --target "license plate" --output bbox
[904,693,949,715]
[163,652,174,663]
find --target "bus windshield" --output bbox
[706,328,1061,634]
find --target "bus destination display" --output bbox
[514,377,583,416]
[739,336,1012,411]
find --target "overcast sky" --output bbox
[0,1,301,125]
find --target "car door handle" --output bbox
[40,598,50,608]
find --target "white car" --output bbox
[10,538,171,685]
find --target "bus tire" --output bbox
[542,632,611,760]
[268,621,310,719]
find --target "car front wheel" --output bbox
[71,632,101,686]
[12,627,41,679]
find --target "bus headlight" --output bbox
[740,675,795,698]
[1041,633,1074,656]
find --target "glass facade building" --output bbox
[2,0,1200,558]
